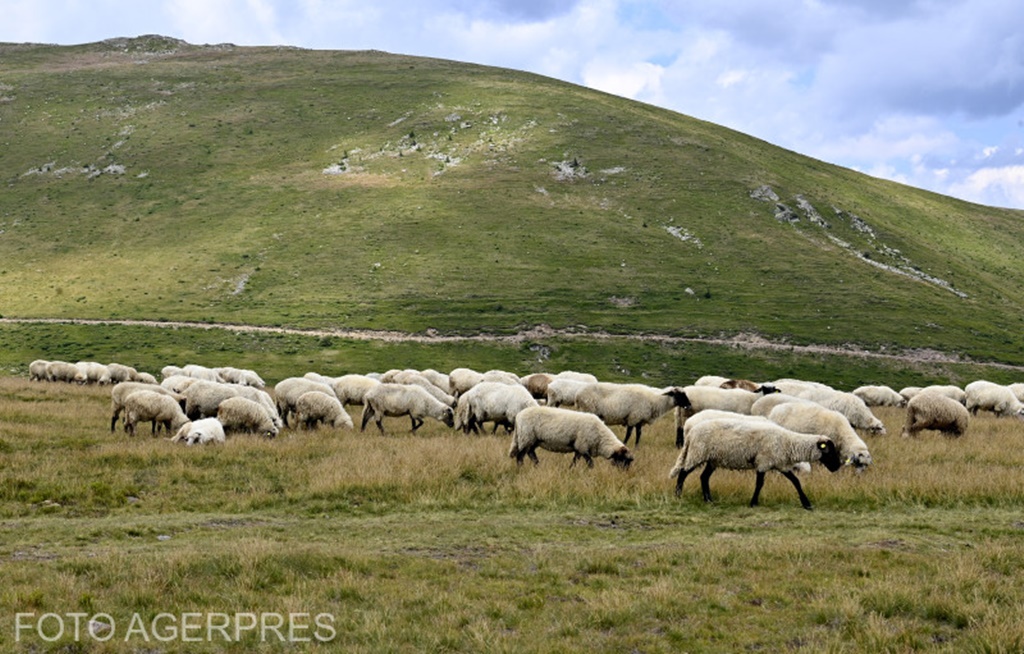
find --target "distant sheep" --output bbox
[274,377,337,426]
[454,381,538,435]
[76,361,112,385]
[123,389,190,437]
[46,361,86,384]
[720,379,776,394]
[509,405,633,468]
[330,374,381,407]
[575,383,692,446]
[216,396,279,438]
[294,391,353,430]
[693,375,730,387]
[107,363,141,383]
[750,393,813,417]
[964,380,1024,418]
[360,383,455,434]
[852,385,906,407]
[520,373,555,401]
[901,391,969,438]
[449,367,484,398]
[768,402,873,469]
[545,378,593,408]
[171,418,226,445]
[109,381,180,431]
[216,366,266,388]
[919,385,966,405]
[161,374,200,394]
[181,364,223,382]
[29,359,50,381]
[668,418,842,510]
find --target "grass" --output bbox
[2,377,1023,652]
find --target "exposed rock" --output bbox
[750,184,779,202]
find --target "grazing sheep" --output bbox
[76,361,112,385]
[123,390,190,437]
[29,359,50,381]
[795,389,887,435]
[750,393,814,417]
[454,381,539,435]
[768,402,873,469]
[161,374,200,394]
[902,391,970,438]
[182,380,281,427]
[509,405,633,469]
[964,380,1024,418]
[181,364,223,382]
[694,374,730,387]
[674,385,778,447]
[161,365,184,379]
[216,366,266,388]
[554,370,599,383]
[720,379,776,394]
[216,396,279,438]
[109,382,181,431]
[520,373,555,401]
[449,367,484,398]
[330,374,381,407]
[304,371,338,386]
[360,383,455,434]
[107,363,140,383]
[418,369,451,393]
[388,369,457,407]
[294,391,353,430]
[171,418,226,445]
[898,386,922,403]
[669,418,842,510]
[771,378,835,397]
[921,385,967,405]
[681,410,812,474]
[575,383,692,446]
[274,377,337,426]
[545,378,593,408]
[1009,383,1024,403]
[853,385,906,407]
[46,361,86,384]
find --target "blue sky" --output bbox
[4,0,1024,209]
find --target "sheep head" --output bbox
[817,438,843,472]
[664,387,691,409]
[609,446,634,469]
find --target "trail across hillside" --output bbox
[6,317,1024,372]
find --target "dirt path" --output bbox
[4,317,1023,372]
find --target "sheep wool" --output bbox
[29,359,50,381]
[330,374,382,406]
[123,390,190,437]
[902,391,969,438]
[768,402,873,468]
[360,383,455,434]
[172,418,226,445]
[46,361,86,384]
[853,385,906,407]
[964,381,1024,418]
[509,405,633,468]
[294,391,353,430]
[669,418,842,510]
[216,396,279,438]
[454,381,538,435]
[575,383,692,446]
[274,377,337,426]
[110,382,182,432]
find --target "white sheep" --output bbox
[171,418,226,445]
[554,370,599,383]
[161,365,184,379]
[123,390,190,437]
[919,384,966,405]
[216,366,266,388]
[76,361,112,385]
[768,402,873,469]
[575,383,692,446]
[216,396,279,438]
[1009,383,1024,403]
[46,361,86,384]
[274,377,337,426]
[29,359,50,381]
[109,381,179,431]
[750,393,814,417]
[454,381,538,435]
[509,405,633,468]
[899,386,922,403]
[681,410,812,474]
[964,380,1024,418]
[668,417,843,510]
[448,367,484,398]
[330,374,381,407]
[901,391,969,438]
[520,373,555,401]
[674,385,778,446]
[388,369,457,407]
[180,364,223,382]
[795,389,887,435]
[852,385,906,407]
[294,391,353,430]
[545,378,593,408]
[107,363,141,383]
[161,374,200,394]
[693,374,730,387]
[360,383,455,434]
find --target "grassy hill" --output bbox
[2,36,1024,379]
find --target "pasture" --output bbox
[1,376,1023,653]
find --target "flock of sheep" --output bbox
[25,358,1024,509]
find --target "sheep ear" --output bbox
[818,442,827,450]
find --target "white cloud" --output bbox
[582,60,663,100]
[947,165,1024,208]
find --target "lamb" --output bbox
[901,391,970,438]
[574,383,692,446]
[216,396,279,438]
[674,385,778,447]
[109,381,181,431]
[273,377,337,426]
[29,359,50,381]
[360,383,455,434]
[76,361,112,385]
[294,391,354,430]
[46,361,86,384]
[545,378,593,408]
[668,418,842,510]
[852,385,906,407]
[171,418,226,445]
[768,402,873,469]
[964,380,1024,418]
[123,390,190,437]
[453,381,538,435]
[508,405,633,468]
[330,374,381,407]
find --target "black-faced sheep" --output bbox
[360,383,455,434]
[509,405,633,469]
[575,383,692,446]
[294,391,353,430]
[669,417,842,510]
[768,402,873,469]
[901,391,969,438]
[674,385,779,447]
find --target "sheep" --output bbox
[161,374,200,394]
[668,418,843,510]
[693,375,730,387]
[448,367,484,398]
[418,369,451,393]
[46,361,86,384]
[852,385,906,407]
[171,418,226,445]
[768,402,873,469]
[574,383,692,446]
[360,383,455,434]
[216,396,279,438]
[216,366,266,388]
[109,381,181,431]
[750,393,814,417]
[520,373,555,401]
[771,378,835,397]
[330,374,381,407]
[1009,383,1024,403]
[136,372,158,385]
[388,369,457,407]
[181,364,223,382]
[964,380,1024,418]
[720,379,777,394]
[919,385,967,405]
[454,381,539,435]
[792,388,887,435]
[76,361,112,385]
[899,386,922,403]
[304,371,338,386]
[554,370,599,383]
[901,391,970,438]
[123,390,190,437]
[681,410,812,475]
[294,391,353,430]
[674,385,778,447]
[509,405,633,469]
[161,365,184,379]
[545,378,593,408]
[274,377,337,426]
[107,363,140,383]
[182,380,282,426]
[29,359,50,381]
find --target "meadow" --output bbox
[1,377,1023,653]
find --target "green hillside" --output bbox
[2,35,1024,372]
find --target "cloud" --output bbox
[947,165,1024,208]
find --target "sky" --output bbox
[3,0,1024,209]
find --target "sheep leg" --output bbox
[750,471,767,507]
[674,468,693,497]
[633,424,643,447]
[110,408,120,432]
[623,425,634,445]
[699,464,717,503]
[527,447,540,466]
[359,405,374,432]
[675,426,685,449]
[781,470,814,510]
[410,416,424,432]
